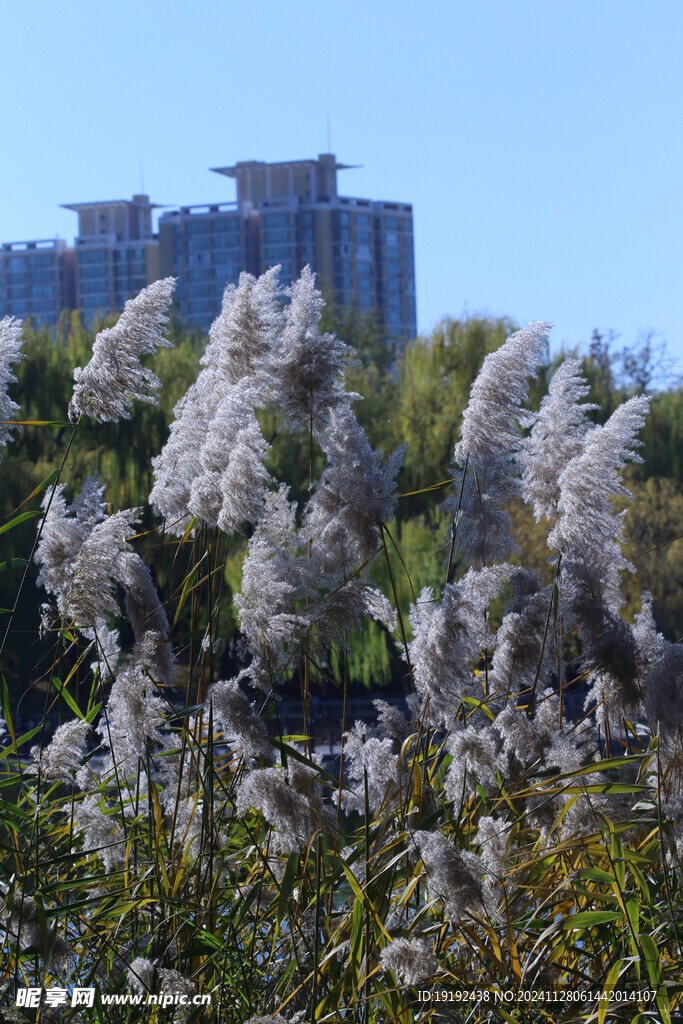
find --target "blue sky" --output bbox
[2,0,682,372]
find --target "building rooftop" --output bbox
[210,154,359,178]
[1,238,66,251]
[61,194,162,212]
[209,154,361,204]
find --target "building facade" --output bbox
[0,239,74,328]
[157,202,252,328]
[159,154,417,341]
[62,195,159,321]
[0,157,416,341]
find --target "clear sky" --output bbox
[2,0,682,372]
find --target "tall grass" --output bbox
[0,278,680,1024]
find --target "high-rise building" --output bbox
[0,157,416,340]
[157,202,251,328]
[62,195,160,321]
[159,154,416,341]
[0,239,74,328]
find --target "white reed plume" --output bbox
[475,815,512,881]
[149,372,216,534]
[305,403,404,572]
[35,483,96,605]
[495,689,587,777]
[236,763,322,854]
[70,794,126,872]
[520,358,596,521]
[449,321,550,564]
[549,394,650,606]
[97,657,166,776]
[413,830,487,924]
[380,937,438,985]
[206,678,271,761]
[455,321,550,461]
[550,394,651,560]
[188,381,271,533]
[120,552,175,682]
[407,565,511,728]
[340,720,400,815]
[304,578,397,650]
[274,266,354,431]
[488,582,557,702]
[444,725,501,804]
[69,277,175,422]
[244,1017,290,1024]
[203,266,281,390]
[32,719,90,782]
[0,316,24,448]
[150,269,281,534]
[65,509,140,628]
[34,479,137,669]
[235,485,310,656]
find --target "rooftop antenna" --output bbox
[140,158,145,194]
[326,115,332,154]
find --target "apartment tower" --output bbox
[159,154,416,341]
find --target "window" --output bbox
[213,259,241,277]
[78,250,107,265]
[78,265,108,281]
[29,254,53,269]
[186,220,210,236]
[187,283,212,300]
[31,284,54,299]
[299,245,315,267]
[31,273,55,287]
[263,228,291,244]
[213,219,239,236]
[187,268,211,283]
[187,236,210,253]
[82,292,108,308]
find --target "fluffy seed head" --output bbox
[413,830,486,924]
[69,278,175,422]
[548,394,650,610]
[305,403,404,571]
[454,321,550,464]
[206,678,271,761]
[274,266,354,430]
[408,566,511,728]
[520,358,596,521]
[0,316,24,447]
[32,719,90,782]
[380,937,438,985]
